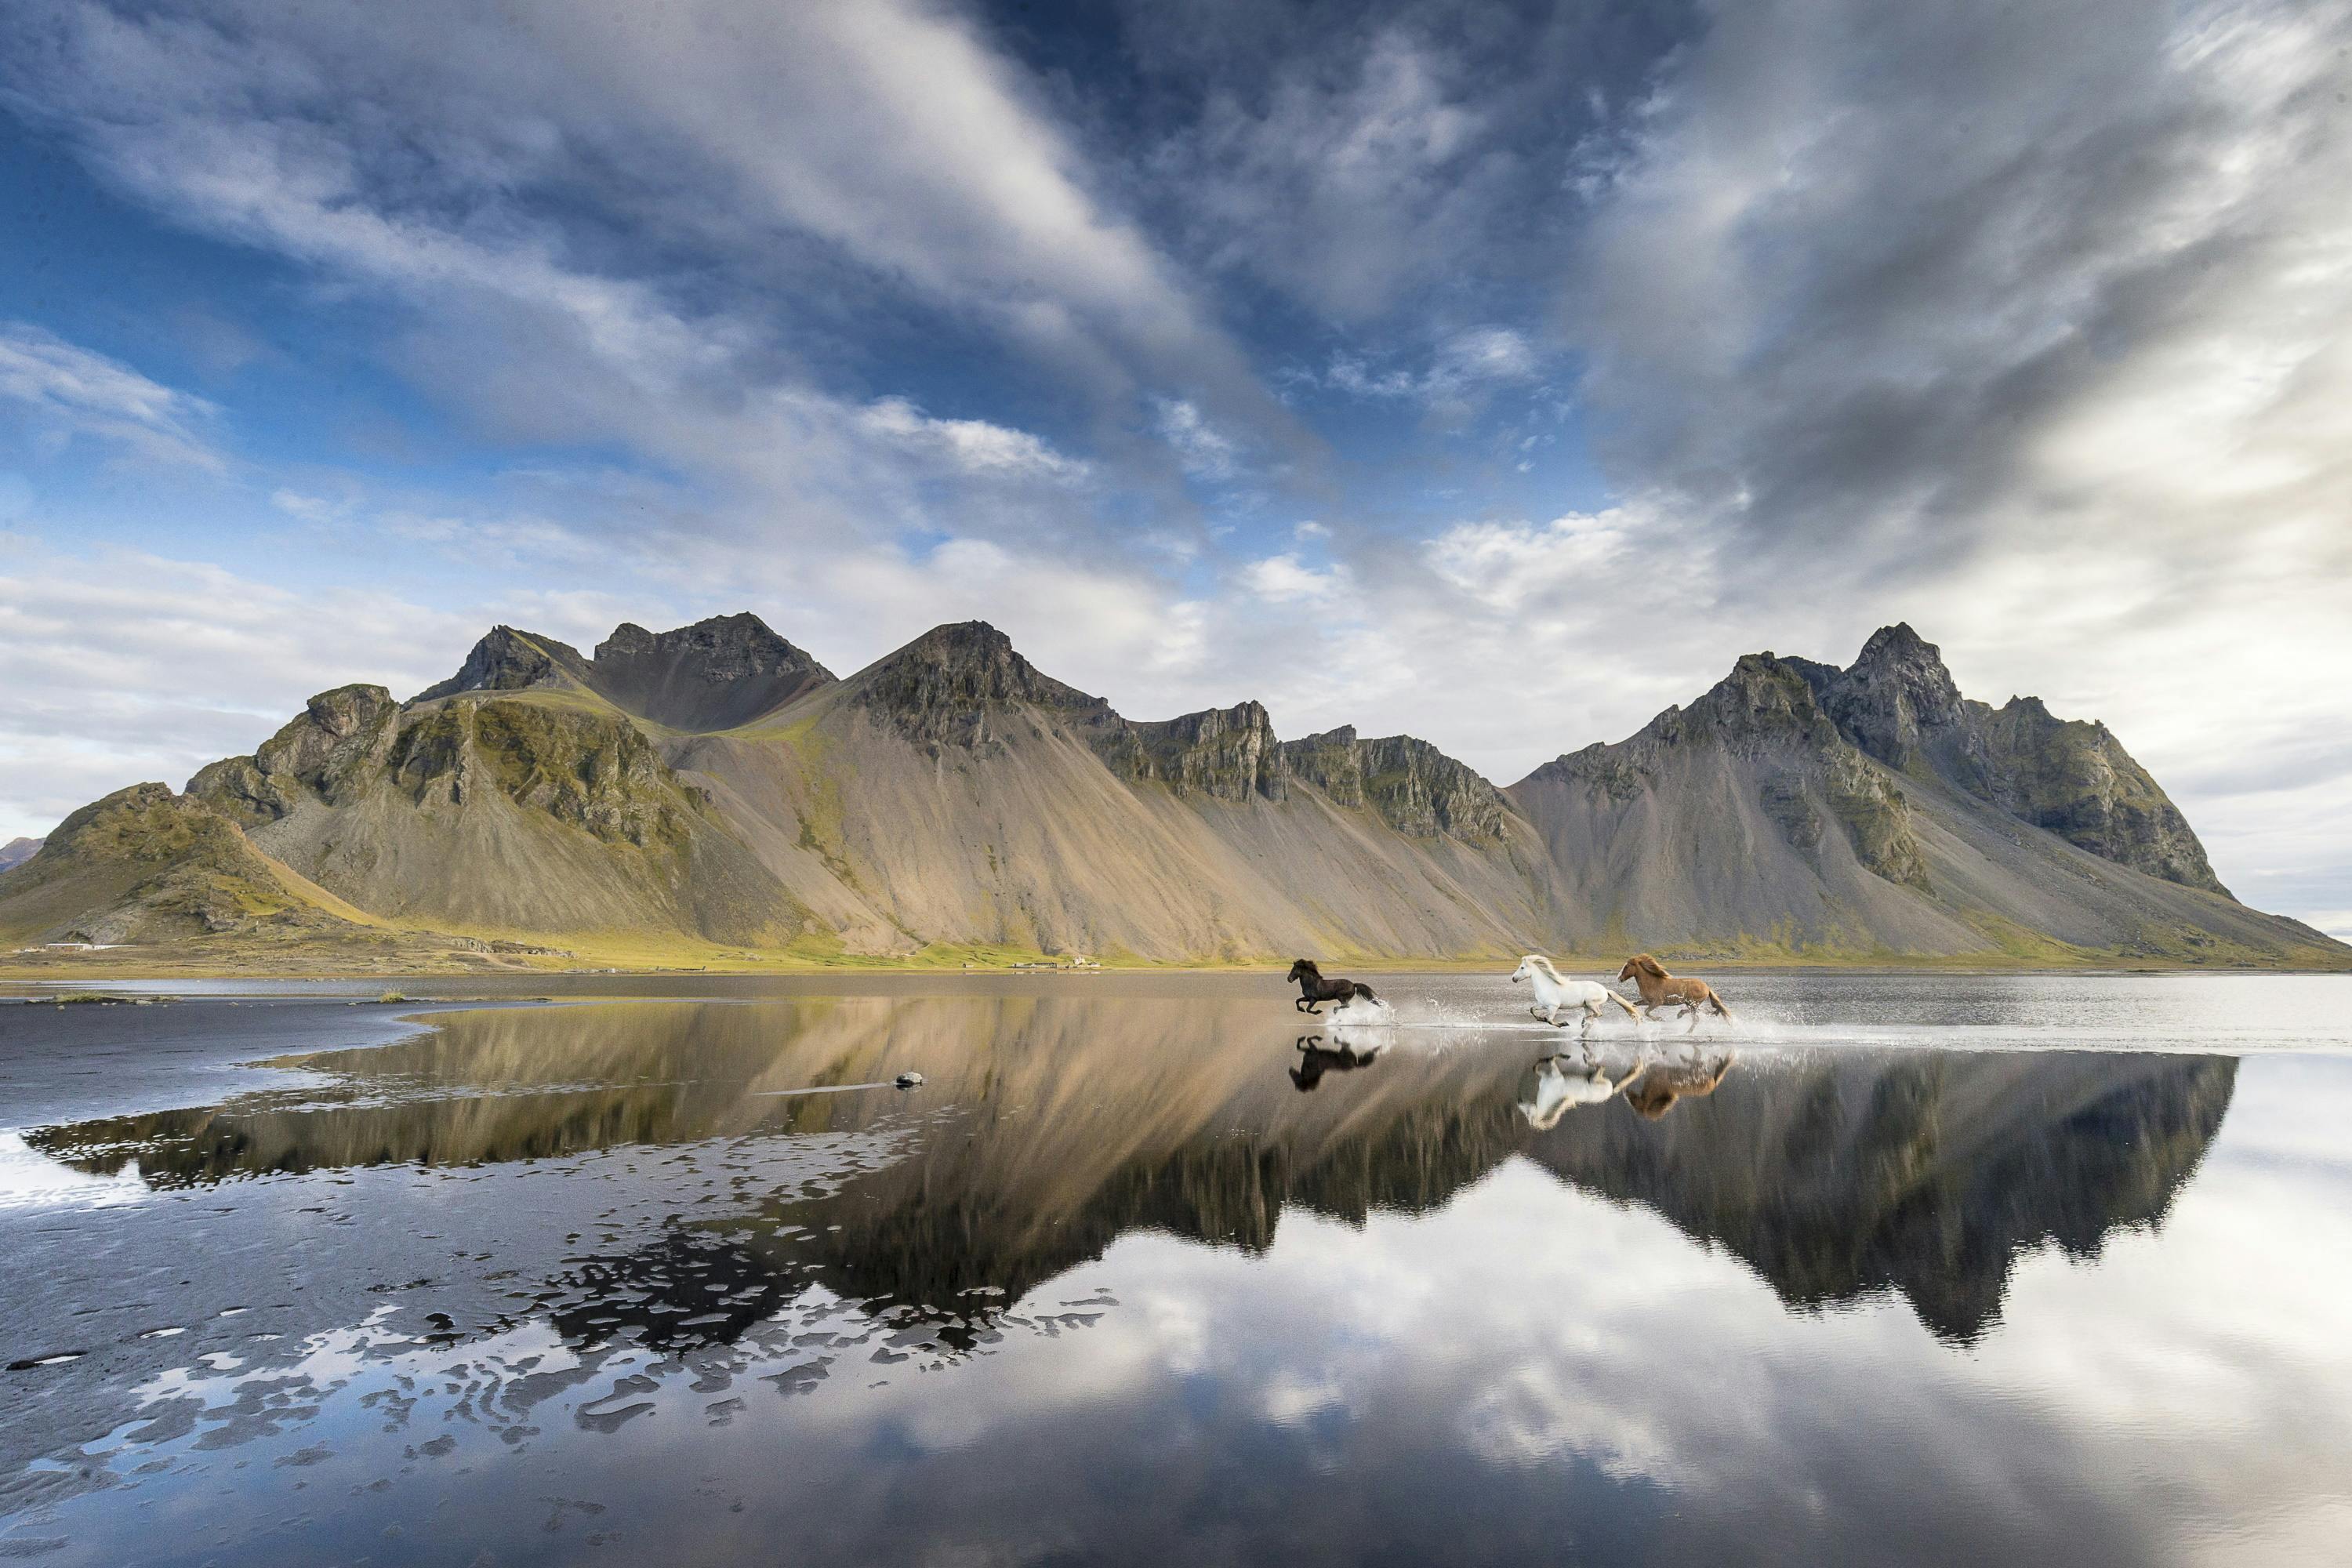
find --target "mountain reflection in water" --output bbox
[34,997,2232,1345]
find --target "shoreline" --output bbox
[6,949,2350,985]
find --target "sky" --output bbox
[0,0,2347,935]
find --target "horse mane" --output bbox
[1290,957,1321,974]
[1632,953,1668,979]
[1521,953,1561,979]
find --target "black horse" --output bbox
[1286,958,1378,1015]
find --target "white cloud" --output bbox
[0,323,223,471]
[859,398,1089,483]
[1427,506,1637,612]
[268,488,343,524]
[1327,357,1418,399]
[1323,326,1542,412]
[1242,552,1348,604]
[1432,326,1536,387]
[1152,397,1240,481]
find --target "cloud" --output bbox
[1426,506,1639,612]
[0,0,1291,459]
[0,0,1322,592]
[1152,397,1240,481]
[0,323,224,470]
[1570,0,2352,568]
[1321,325,1544,419]
[1179,31,1496,321]
[859,398,1089,484]
[1242,552,1348,604]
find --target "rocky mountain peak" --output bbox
[0,836,45,874]
[415,626,592,703]
[593,613,826,680]
[190,684,402,827]
[1678,653,1842,753]
[586,613,834,731]
[1819,623,1968,772]
[303,684,397,739]
[852,622,1112,746]
[1791,628,2229,898]
[1856,621,1934,666]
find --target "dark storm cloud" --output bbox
[1568,0,2352,573]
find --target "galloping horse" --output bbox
[1510,954,1642,1033]
[1617,953,1734,1029]
[1286,959,1379,1015]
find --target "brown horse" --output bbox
[1622,1051,1737,1120]
[1617,953,1733,1029]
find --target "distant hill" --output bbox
[0,837,40,874]
[2,614,2342,968]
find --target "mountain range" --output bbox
[2,614,2341,968]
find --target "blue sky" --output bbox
[2,0,2349,934]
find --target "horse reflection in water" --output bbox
[1511,1043,1739,1127]
[1516,1051,1646,1130]
[1623,1049,1737,1119]
[1290,1031,1386,1092]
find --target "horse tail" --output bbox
[1355,982,1379,1004]
[1708,989,1733,1022]
[1610,991,1641,1022]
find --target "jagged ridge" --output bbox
[419,614,833,734]
[5,612,2339,967]
[1280,726,1510,842]
[1803,623,2227,895]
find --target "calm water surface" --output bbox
[0,972,2347,1566]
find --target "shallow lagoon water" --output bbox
[1,972,2348,1565]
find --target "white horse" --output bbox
[1509,954,1642,1033]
